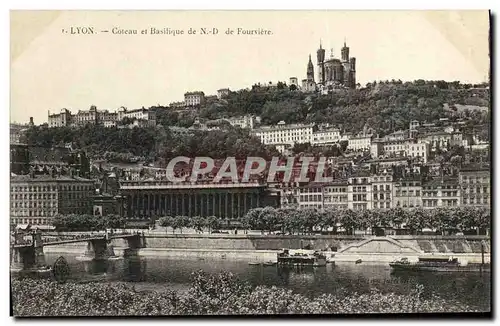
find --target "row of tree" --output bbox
[157,215,228,234]
[52,214,127,232]
[153,206,490,236]
[240,206,490,235]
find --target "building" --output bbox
[10,174,95,226]
[48,108,72,127]
[289,77,299,88]
[347,134,373,151]
[371,173,393,209]
[169,101,187,109]
[119,179,279,220]
[392,176,423,208]
[253,121,316,146]
[10,144,30,175]
[295,185,324,209]
[316,40,356,89]
[371,139,430,163]
[459,166,490,207]
[122,107,155,121]
[422,178,460,209]
[48,106,156,128]
[323,180,349,210]
[226,115,257,129]
[10,144,90,178]
[217,88,230,99]
[10,121,31,144]
[418,130,464,152]
[184,91,206,107]
[301,55,316,93]
[347,172,372,210]
[311,127,341,146]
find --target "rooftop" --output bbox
[11,175,93,183]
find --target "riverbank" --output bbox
[42,234,490,263]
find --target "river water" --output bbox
[44,254,491,311]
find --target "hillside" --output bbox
[156,80,490,136]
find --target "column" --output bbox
[218,193,222,218]
[176,194,180,217]
[200,194,204,217]
[170,193,174,216]
[250,192,254,209]
[244,192,248,215]
[207,194,211,216]
[181,193,185,216]
[212,194,216,218]
[193,192,196,216]
[152,194,156,217]
[237,192,241,219]
[225,193,229,219]
[188,192,192,217]
[142,195,146,218]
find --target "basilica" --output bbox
[300,40,357,93]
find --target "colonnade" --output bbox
[124,190,262,219]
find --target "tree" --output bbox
[190,216,207,234]
[172,216,190,234]
[158,216,174,233]
[206,216,221,233]
[240,208,264,231]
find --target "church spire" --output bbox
[307,54,314,82]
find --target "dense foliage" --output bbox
[157,215,224,234]
[240,206,491,235]
[12,270,479,316]
[25,124,278,163]
[52,214,126,232]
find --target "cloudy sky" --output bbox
[10,10,490,124]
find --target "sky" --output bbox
[10,10,490,124]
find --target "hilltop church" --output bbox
[301,40,357,93]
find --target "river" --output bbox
[44,254,491,311]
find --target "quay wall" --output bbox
[43,234,490,257]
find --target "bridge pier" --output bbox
[83,238,110,261]
[10,230,47,273]
[10,247,28,270]
[122,234,145,258]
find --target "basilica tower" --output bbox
[341,39,349,63]
[317,41,326,84]
[307,54,315,82]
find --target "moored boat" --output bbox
[277,249,327,267]
[389,257,490,273]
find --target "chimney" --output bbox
[29,117,34,126]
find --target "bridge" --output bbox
[10,231,145,273]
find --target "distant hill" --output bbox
[155,80,489,137]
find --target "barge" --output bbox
[277,249,327,267]
[389,257,490,273]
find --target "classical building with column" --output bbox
[119,180,279,220]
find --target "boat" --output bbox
[389,257,491,273]
[355,259,362,264]
[277,249,327,267]
[248,262,261,266]
[263,261,277,266]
